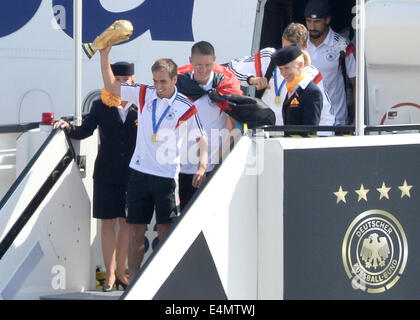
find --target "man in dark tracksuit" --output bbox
[54,62,137,291]
[272,45,322,136]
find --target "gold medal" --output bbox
[152,134,158,142]
[275,96,281,105]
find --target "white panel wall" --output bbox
[125,136,258,300]
[0,133,19,200]
[0,164,91,299]
[257,139,285,299]
[0,130,91,299]
[201,137,258,299]
[0,132,68,244]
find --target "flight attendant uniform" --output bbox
[272,45,323,136]
[68,98,138,219]
[282,77,323,135]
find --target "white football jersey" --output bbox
[121,84,205,179]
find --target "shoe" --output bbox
[102,283,114,292]
[102,279,115,292]
[115,277,128,290]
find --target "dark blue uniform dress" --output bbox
[282,80,323,136]
[69,99,137,219]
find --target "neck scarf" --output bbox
[286,73,307,94]
[101,88,121,107]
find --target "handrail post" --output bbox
[355,0,366,136]
[74,0,83,126]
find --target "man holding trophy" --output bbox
[99,36,208,283]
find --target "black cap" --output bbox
[111,61,134,76]
[304,0,331,19]
[272,45,302,66]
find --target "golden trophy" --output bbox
[82,20,133,59]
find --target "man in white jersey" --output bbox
[176,41,242,211]
[99,45,208,282]
[305,0,356,126]
[228,23,334,135]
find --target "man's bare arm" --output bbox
[99,44,121,97]
[248,76,270,90]
[192,135,208,188]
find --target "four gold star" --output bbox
[376,182,391,200]
[398,180,413,198]
[355,184,370,202]
[334,186,348,204]
[334,180,414,203]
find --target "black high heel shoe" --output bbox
[115,277,128,290]
[102,282,114,292]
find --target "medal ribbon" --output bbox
[273,68,286,98]
[152,93,177,136]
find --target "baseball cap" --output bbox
[304,0,331,19]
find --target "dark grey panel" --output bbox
[153,231,227,300]
[283,144,420,299]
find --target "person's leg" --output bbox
[156,223,172,240]
[125,170,153,283]
[178,173,197,212]
[127,223,147,282]
[100,218,117,287]
[115,217,129,284]
[154,176,176,242]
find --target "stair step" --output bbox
[0,151,16,166]
[40,290,124,300]
[0,164,15,170]
[0,148,16,153]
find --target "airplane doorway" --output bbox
[259,0,356,50]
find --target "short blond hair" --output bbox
[282,23,308,48]
[282,23,312,66]
[151,58,178,79]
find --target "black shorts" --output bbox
[178,173,198,212]
[93,180,127,219]
[126,170,177,224]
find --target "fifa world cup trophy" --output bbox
[82,20,133,59]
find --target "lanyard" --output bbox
[273,68,286,98]
[152,93,177,135]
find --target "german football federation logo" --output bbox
[342,209,408,293]
[166,110,176,120]
[325,48,339,62]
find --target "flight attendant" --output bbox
[271,45,322,135]
[54,62,137,291]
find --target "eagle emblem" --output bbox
[342,210,408,294]
[360,233,390,269]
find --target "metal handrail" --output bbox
[256,124,420,134]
